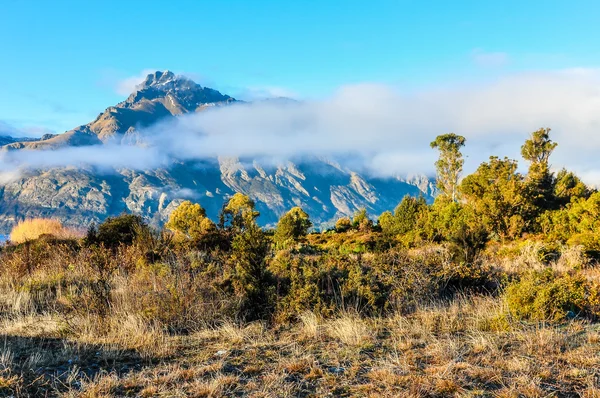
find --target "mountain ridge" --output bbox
[0,71,435,233]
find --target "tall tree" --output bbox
[430,133,466,202]
[521,128,557,211]
[460,156,532,240]
[521,128,557,165]
[220,193,260,231]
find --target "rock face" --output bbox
[0,71,435,233]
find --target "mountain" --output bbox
[0,71,435,232]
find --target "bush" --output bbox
[505,269,598,322]
[335,217,352,233]
[9,218,80,244]
[273,207,312,249]
[87,214,149,248]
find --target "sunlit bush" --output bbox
[9,218,80,244]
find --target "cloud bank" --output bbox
[3,68,600,184]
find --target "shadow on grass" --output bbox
[0,334,158,397]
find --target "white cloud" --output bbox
[4,68,600,185]
[0,121,55,138]
[235,86,298,101]
[115,69,157,96]
[472,49,509,68]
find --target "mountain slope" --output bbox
[0,71,435,232]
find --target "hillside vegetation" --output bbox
[1,128,600,397]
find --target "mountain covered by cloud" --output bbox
[2,67,600,233]
[0,71,435,232]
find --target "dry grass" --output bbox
[9,218,82,244]
[0,295,599,396]
[325,313,374,347]
[1,232,599,396]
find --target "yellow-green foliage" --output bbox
[335,217,352,232]
[223,193,260,230]
[352,208,373,232]
[460,156,532,240]
[541,192,600,257]
[165,200,216,242]
[269,246,494,322]
[273,207,312,249]
[505,269,599,322]
[9,218,78,244]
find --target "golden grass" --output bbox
[1,296,599,396]
[325,313,374,347]
[9,218,82,244]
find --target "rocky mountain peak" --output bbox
[123,71,233,113]
[140,70,177,88]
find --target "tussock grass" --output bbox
[326,313,374,347]
[9,218,82,244]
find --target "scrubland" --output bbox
[3,130,600,397]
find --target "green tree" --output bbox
[460,156,532,240]
[274,207,312,248]
[521,128,558,211]
[377,211,395,235]
[335,217,352,233]
[165,201,217,246]
[379,196,428,246]
[521,127,557,165]
[425,198,488,263]
[430,133,466,201]
[231,222,274,320]
[541,192,600,256]
[352,208,373,232]
[553,169,592,207]
[221,193,260,231]
[393,195,428,234]
[88,214,149,248]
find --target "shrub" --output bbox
[335,217,352,233]
[231,223,275,321]
[505,269,597,322]
[352,208,373,232]
[165,201,219,248]
[87,214,149,248]
[9,218,79,244]
[273,207,312,249]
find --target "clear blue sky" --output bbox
[1,0,599,134]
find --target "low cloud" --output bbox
[235,86,298,101]
[3,68,600,185]
[0,121,55,138]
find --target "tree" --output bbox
[554,169,592,207]
[352,208,373,232]
[379,196,428,246]
[165,201,217,243]
[430,133,466,201]
[521,128,557,211]
[521,128,557,165]
[393,195,428,234]
[377,211,395,235]
[274,207,312,248]
[220,193,260,231]
[89,214,149,248]
[231,222,274,320]
[335,217,352,233]
[460,156,532,240]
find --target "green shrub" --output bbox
[335,217,352,233]
[87,214,150,248]
[273,207,312,249]
[505,269,595,322]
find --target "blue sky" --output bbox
[1,0,599,134]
